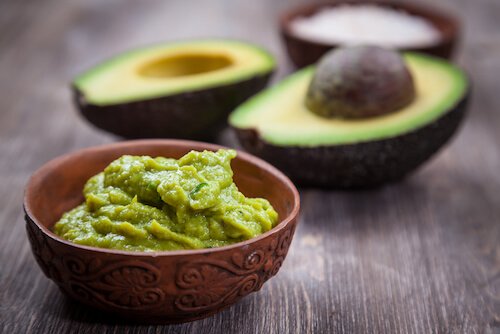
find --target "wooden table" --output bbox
[1,0,499,333]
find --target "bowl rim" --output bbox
[24,139,300,257]
[279,0,459,49]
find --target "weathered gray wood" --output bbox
[0,0,499,333]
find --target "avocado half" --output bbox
[74,40,275,139]
[229,53,469,188]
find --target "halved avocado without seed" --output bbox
[74,40,275,139]
[229,52,469,188]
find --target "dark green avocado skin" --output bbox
[234,95,468,188]
[74,73,272,141]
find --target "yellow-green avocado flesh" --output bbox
[229,53,467,146]
[53,149,278,252]
[74,40,275,106]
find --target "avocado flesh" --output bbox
[230,53,467,146]
[74,40,275,106]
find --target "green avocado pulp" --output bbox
[229,53,468,146]
[53,149,279,252]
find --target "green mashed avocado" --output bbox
[53,149,278,252]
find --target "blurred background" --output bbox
[3,0,498,149]
[1,0,498,149]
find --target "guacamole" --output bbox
[53,149,278,251]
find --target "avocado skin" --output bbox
[74,73,272,140]
[234,95,468,188]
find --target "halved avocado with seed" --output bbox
[230,49,469,188]
[74,40,275,139]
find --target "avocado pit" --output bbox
[305,45,416,119]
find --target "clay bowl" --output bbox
[24,139,300,324]
[280,0,460,68]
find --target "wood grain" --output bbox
[0,0,499,333]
